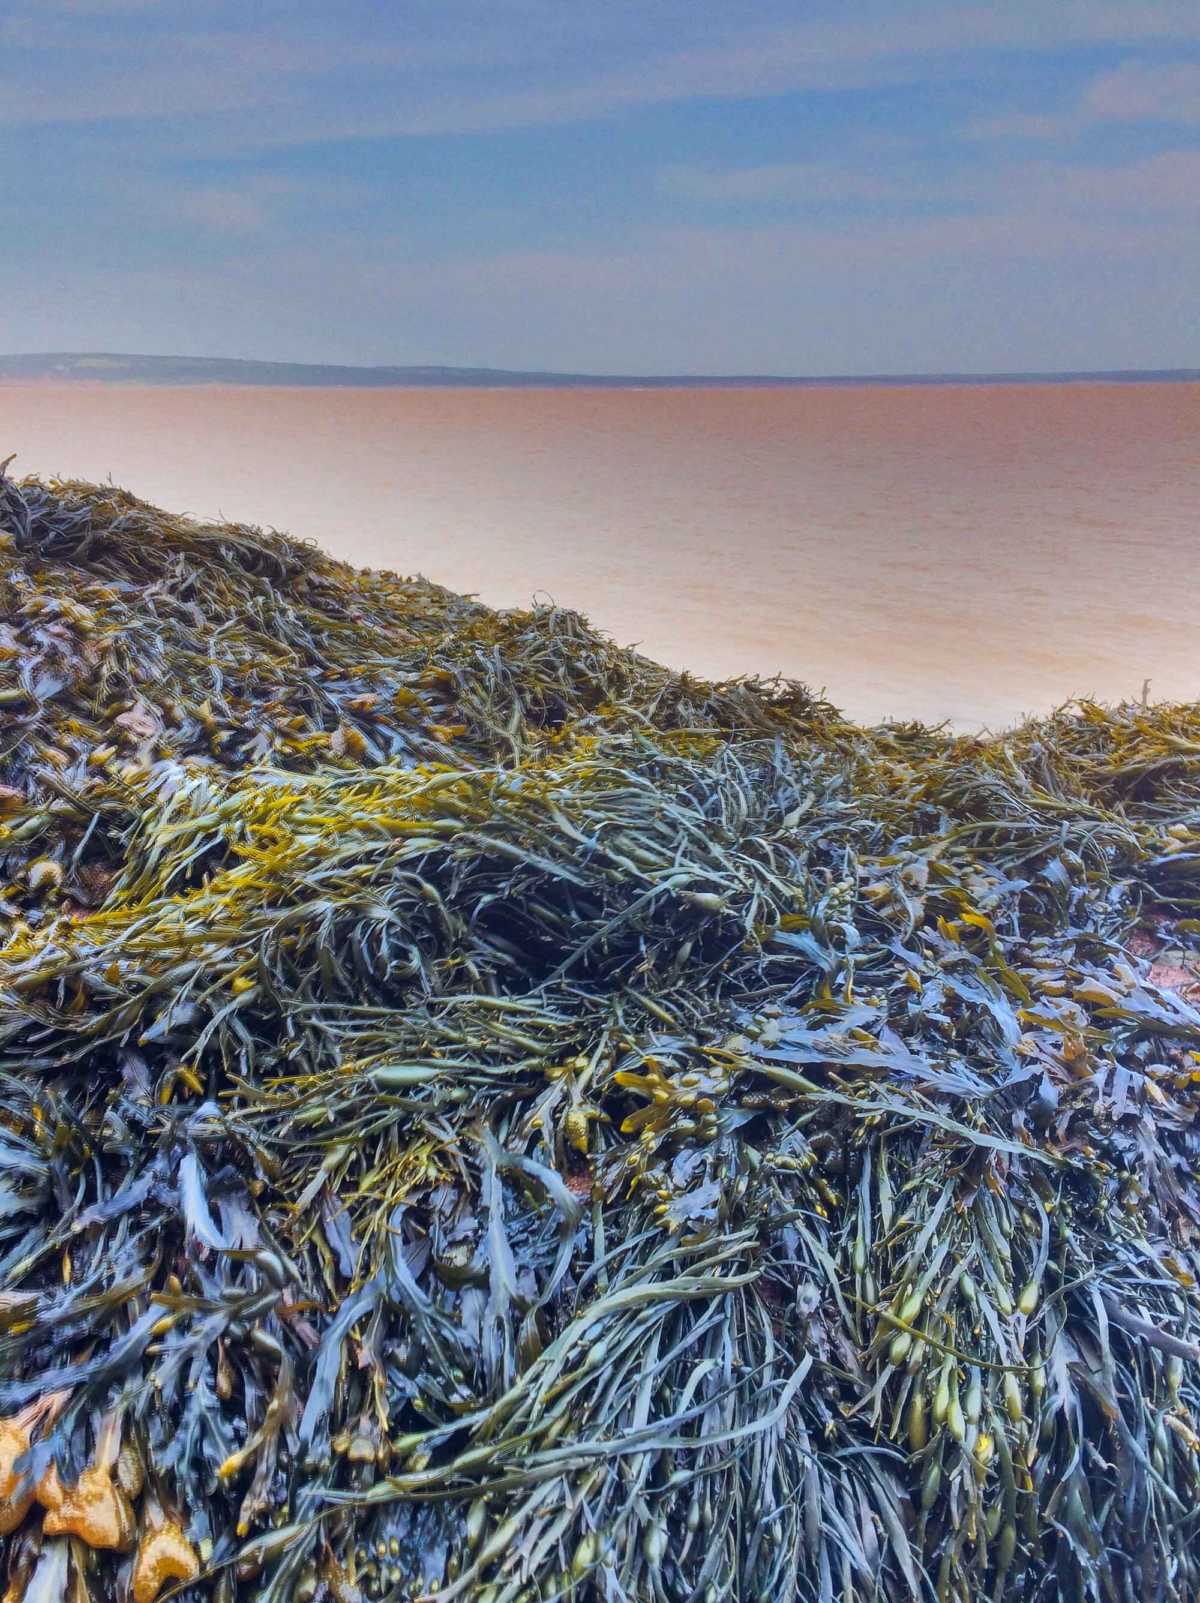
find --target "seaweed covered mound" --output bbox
[2,470,1200,1603]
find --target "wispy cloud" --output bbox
[656,161,951,206]
[173,182,285,236]
[1082,59,1200,122]
[968,57,1200,140]
[1,4,1198,143]
[1014,149,1200,216]
[124,173,374,239]
[8,188,1193,373]
[657,144,1200,233]
[2,3,1198,370]
[52,0,165,12]
[966,111,1080,142]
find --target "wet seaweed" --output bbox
[2,467,1200,1602]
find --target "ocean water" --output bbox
[2,381,1197,729]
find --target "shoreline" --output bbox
[4,375,1200,394]
[3,380,1196,731]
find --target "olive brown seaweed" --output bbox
[2,467,1200,1603]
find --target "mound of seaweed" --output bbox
[2,469,1200,1603]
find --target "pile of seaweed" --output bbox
[1,467,1199,1603]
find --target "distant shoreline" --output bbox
[2,353,1198,390]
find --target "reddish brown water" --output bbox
[2,382,1196,728]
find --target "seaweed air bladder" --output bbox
[2,466,1200,1602]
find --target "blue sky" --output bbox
[1,1,1197,373]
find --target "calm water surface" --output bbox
[2,382,1197,728]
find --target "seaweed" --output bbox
[2,466,1200,1602]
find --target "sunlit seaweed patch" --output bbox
[2,467,1200,1602]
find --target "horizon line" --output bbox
[2,351,1198,389]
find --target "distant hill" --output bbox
[1,352,1197,388]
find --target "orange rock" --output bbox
[39,1460,135,1551]
[0,1418,35,1536]
[0,1393,71,1536]
[132,1517,201,1603]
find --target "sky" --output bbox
[0,1,1197,375]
